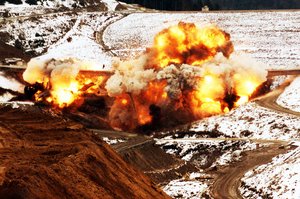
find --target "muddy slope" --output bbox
[0,105,169,199]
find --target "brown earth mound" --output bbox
[0,104,169,199]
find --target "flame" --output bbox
[121,98,128,105]
[191,74,225,116]
[51,81,79,108]
[142,81,168,105]
[136,81,168,125]
[23,22,266,132]
[233,73,262,106]
[149,22,233,68]
[30,71,107,108]
[136,105,152,125]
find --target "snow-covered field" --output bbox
[38,12,123,68]
[277,77,300,112]
[189,102,300,140]
[0,13,77,54]
[156,100,300,198]
[0,0,122,17]
[104,11,300,69]
[163,175,208,199]
[241,145,300,199]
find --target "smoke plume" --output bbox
[22,22,268,132]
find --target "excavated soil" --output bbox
[0,104,170,199]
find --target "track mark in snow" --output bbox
[96,13,129,56]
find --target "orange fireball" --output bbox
[149,22,233,68]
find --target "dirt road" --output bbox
[210,80,300,199]
[255,86,300,117]
[89,129,153,153]
[210,142,291,199]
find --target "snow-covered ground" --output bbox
[102,136,125,145]
[189,102,300,141]
[241,145,300,199]
[0,11,123,69]
[156,99,300,198]
[156,138,256,166]
[0,92,14,102]
[155,137,258,198]
[0,0,123,17]
[104,11,300,69]
[277,77,300,112]
[101,0,120,11]
[0,13,77,54]
[0,72,24,93]
[163,175,208,199]
[38,12,123,69]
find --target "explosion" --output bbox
[23,58,108,108]
[22,22,267,131]
[148,22,233,68]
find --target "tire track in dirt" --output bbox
[255,86,300,117]
[210,79,300,199]
[209,142,293,199]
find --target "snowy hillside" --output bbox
[0,0,126,19]
[155,99,300,198]
[0,13,77,54]
[104,11,300,69]
[1,0,122,10]
[277,77,300,112]
[38,12,123,69]
[189,102,300,140]
[241,145,300,199]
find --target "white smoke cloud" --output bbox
[23,57,108,86]
[202,53,267,81]
[156,53,268,101]
[105,55,157,97]
[23,58,83,85]
[157,64,204,99]
[0,72,24,93]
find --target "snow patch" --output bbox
[102,137,125,145]
[241,146,300,199]
[0,72,24,93]
[277,77,300,112]
[191,102,300,141]
[163,179,208,199]
[101,0,119,11]
[0,92,14,102]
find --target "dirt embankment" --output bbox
[116,139,198,184]
[0,105,170,199]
